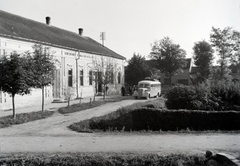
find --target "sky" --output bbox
[0,0,240,60]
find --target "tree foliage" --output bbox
[150,37,186,85]
[125,53,151,86]
[92,56,116,99]
[26,44,56,111]
[0,52,32,118]
[210,27,240,81]
[193,40,214,83]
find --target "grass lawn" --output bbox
[0,111,55,128]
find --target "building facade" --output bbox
[0,10,125,110]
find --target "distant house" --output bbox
[160,58,193,87]
[147,58,194,88]
[0,10,125,110]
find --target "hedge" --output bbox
[69,108,240,132]
[130,108,240,131]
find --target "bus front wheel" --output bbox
[146,94,150,100]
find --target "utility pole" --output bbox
[100,32,105,46]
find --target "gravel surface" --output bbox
[0,98,239,156]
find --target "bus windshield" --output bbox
[138,83,150,88]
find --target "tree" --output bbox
[0,52,32,119]
[230,30,240,81]
[27,44,56,111]
[193,40,214,83]
[150,37,186,86]
[92,56,116,99]
[210,27,240,81]
[125,53,151,86]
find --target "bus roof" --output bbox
[138,80,161,84]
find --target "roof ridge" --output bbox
[0,10,125,60]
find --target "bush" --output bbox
[165,85,200,110]
[165,81,240,111]
[210,81,240,110]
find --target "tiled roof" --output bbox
[0,10,125,60]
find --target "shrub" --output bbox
[165,85,200,110]
[210,81,240,110]
[165,81,240,111]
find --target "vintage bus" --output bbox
[133,79,161,99]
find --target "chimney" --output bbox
[46,16,51,25]
[78,28,83,36]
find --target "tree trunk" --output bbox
[68,97,70,107]
[103,84,106,100]
[170,75,172,87]
[12,93,16,119]
[42,86,45,111]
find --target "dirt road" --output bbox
[0,99,239,156]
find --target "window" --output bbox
[89,70,93,85]
[118,72,121,84]
[68,69,73,87]
[80,69,84,86]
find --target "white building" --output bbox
[0,10,125,110]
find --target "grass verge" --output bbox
[0,111,54,128]
[58,96,132,114]
[0,152,207,166]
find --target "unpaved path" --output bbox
[0,99,240,156]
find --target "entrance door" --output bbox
[53,69,61,99]
[96,71,102,94]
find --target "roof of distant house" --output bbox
[0,10,125,60]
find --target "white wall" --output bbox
[0,37,125,110]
